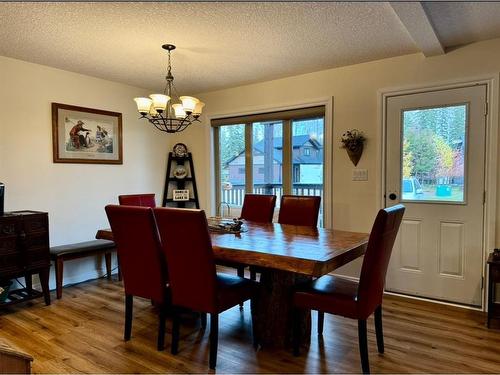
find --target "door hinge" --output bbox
[481,276,484,290]
[484,191,487,204]
[484,102,489,116]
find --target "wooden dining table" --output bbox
[96,221,369,349]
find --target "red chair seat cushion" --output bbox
[293,275,365,320]
[216,273,257,313]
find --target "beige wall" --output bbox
[168,38,500,275]
[3,37,500,284]
[0,56,167,286]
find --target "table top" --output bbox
[96,221,369,277]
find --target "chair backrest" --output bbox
[357,204,405,316]
[278,195,321,226]
[118,194,156,208]
[105,205,166,302]
[240,194,277,223]
[153,207,217,313]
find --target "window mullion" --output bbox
[245,122,253,194]
[213,126,221,216]
[283,119,292,195]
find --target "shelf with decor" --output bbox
[162,143,200,209]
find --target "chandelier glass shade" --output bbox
[134,44,205,133]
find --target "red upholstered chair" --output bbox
[228,194,276,289]
[153,207,257,369]
[292,204,405,374]
[118,193,156,208]
[278,195,321,226]
[249,195,320,281]
[240,194,277,223]
[105,205,169,351]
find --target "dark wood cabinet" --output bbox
[0,211,51,306]
[487,253,500,328]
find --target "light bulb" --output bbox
[149,106,159,117]
[192,101,205,117]
[180,96,199,113]
[172,103,187,119]
[134,97,153,115]
[149,94,170,113]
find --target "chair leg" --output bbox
[317,311,324,336]
[124,294,133,341]
[55,258,64,299]
[157,305,166,351]
[25,272,33,291]
[374,305,384,354]
[358,319,370,374]
[200,312,207,329]
[105,252,112,280]
[209,313,219,369]
[250,269,257,281]
[237,266,245,309]
[292,308,301,356]
[171,308,180,355]
[116,253,123,281]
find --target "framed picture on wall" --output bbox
[52,103,123,164]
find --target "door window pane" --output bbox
[252,121,283,206]
[401,105,466,203]
[292,118,324,225]
[219,124,246,214]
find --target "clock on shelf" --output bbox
[173,143,188,158]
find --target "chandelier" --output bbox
[134,44,205,133]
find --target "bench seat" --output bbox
[50,239,118,299]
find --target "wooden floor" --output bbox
[1,274,500,373]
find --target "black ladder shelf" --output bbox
[162,152,200,209]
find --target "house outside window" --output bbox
[212,106,326,225]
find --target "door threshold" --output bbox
[384,290,483,312]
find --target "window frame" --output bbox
[212,106,326,220]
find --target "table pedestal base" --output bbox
[251,269,311,348]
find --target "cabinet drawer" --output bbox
[22,215,48,234]
[26,247,50,270]
[0,237,17,255]
[0,253,21,275]
[25,232,49,249]
[0,218,17,238]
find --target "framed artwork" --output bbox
[52,103,123,164]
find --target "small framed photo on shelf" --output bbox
[173,189,190,201]
[52,103,123,164]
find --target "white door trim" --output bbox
[379,75,499,311]
[207,97,334,228]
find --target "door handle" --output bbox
[389,193,397,200]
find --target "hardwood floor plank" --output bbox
[1,276,500,373]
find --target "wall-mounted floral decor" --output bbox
[340,129,366,166]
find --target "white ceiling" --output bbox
[1,2,500,94]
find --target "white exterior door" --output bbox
[385,84,487,306]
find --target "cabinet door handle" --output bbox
[2,226,14,235]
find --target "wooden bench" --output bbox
[50,240,119,299]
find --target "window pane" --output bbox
[292,117,324,226]
[219,124,246,214]
[252,121,283,206]
[401,105,466,203]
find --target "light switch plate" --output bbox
[352,169,368,181]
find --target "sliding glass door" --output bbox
[213,106,325,225]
